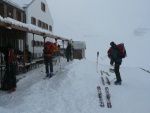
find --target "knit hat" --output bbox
[110,42,115,46]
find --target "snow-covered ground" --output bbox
[0,58,150,113]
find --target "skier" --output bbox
[43,41,57,78]
[108,42,122,85]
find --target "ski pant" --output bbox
[5,63,17,90]
[114,62,122,82]
[66,53,72,62]
[44,56,53,74]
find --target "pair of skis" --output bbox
[98,72,111,108]
[97,86,112,108]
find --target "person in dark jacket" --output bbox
[108,42,122,85]
[66,42,74,62]
[0,43,17,93]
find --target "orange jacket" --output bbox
[43,42,58,57]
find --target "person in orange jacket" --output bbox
[43,41,57,78]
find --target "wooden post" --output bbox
[43,36,46,44]
[55,39,57,44]
[23,32,26,73]
[0,27,3,80]
[33,34,34,59]
[62,40,64,49]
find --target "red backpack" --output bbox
[108,43,127,59]
[117,43,127,58]
[43,41,53,55]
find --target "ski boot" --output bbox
[46,73,49,77]
[50,72,55,78]
[114,81,122,85]
[7,88,16,94]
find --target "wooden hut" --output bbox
[72,41,86,60]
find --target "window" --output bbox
[38,20,42,27]
[16,10,21,21]
[37,41,40,46]
[7,6,13,18]
[49,25,52,31]
[41,42,44,47]
[0,3,4,17]
[41,2,46,12]
[32,40,37,47]
[42,22,45,29]
[31,17,36,25]
[32,40,44,47]
[40,41,43,47]
[45,24,48,30]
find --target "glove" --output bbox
[110,61,113,66]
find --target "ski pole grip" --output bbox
[97,52,99,57]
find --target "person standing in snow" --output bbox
[43,41,58,78]
[66,42,74,62]
[0,43,17,93]
[108,42,122,85]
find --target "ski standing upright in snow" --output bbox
[96,52,99,73]
[97,86,104,107]
[105,87,112,108]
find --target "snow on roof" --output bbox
[0,15,51,35]
[0,16,69,40]
[3,0,33,8]
[72,41,86,50]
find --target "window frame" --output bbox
[7,6,13,18]
[41,2,46,12]
[0,3,4,17]
[38,20,42,27]
[31,17,36,25]
[49,25,52,31]
[16,10,21,21]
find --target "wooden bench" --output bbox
[33,58,44,68]
[18,61,36,72]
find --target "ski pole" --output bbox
[59,51,61,70]
[110,78,116,82]
[96,52,99,73]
